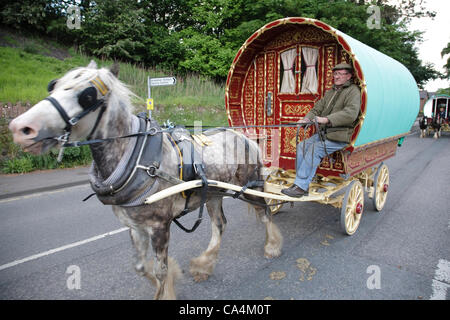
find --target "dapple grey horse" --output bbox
[9,61,283,299]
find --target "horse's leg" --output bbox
[146,223,181,300]
[112,207,152,278]
[129,227,149,276]
[190,198,227,282]
[254,205,283,258]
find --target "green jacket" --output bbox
[304,80,361,143]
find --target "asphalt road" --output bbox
[0,132,449,300]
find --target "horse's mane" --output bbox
[57,66,137,114]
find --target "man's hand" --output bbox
[297,118,311,124]
[315,116,329,124]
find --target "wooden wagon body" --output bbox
[223,17,420,234]
[225,17,419,175]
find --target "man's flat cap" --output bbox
[332,63,353,71]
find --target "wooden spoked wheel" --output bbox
[265,197,284,215]
[373,163,389,212]
[264,172,289,215]
[340,180,364,235]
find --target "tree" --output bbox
[77,0,186,69]
[441,42,450,80]
[436,88,450,95]
[1,0,441,86]
[0,0,78,34]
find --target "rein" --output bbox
[43,75,328,233]
[54,122,309,149]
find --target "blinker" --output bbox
[47,79,57,92]
[78,86,98,109]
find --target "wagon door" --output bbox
[252,46,314,169]
[275,44,330,170]
[253,44,341,169]
[252,51,278,168]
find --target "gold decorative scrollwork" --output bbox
[283,127,297,154]
[284,104,311,115]
[266,26,335,49]
[325,46,335,91]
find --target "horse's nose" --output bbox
[9,118,39,143]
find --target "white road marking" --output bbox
[0,227,129,272]
[430,259,450,300]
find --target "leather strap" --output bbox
[45,97,72,131]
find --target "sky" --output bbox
[406,0,450,91]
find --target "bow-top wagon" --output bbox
[420,94,450,138]
[222,17,420,235]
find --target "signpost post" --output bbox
[147,76,177,119]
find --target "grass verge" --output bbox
[1,33,228,173]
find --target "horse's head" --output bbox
[9,60,129,154]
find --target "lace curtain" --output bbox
[280,48,297,93]
[300,47,319,93]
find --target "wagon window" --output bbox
[280,48,297,93]
[300,47,319,94]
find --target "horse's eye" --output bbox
[47,79,58,92]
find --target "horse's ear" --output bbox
[87,60,98,69]
[110,63,120,78]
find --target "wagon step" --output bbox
[144,179,324,205]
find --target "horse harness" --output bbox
[86,112,209,232]
[44,78,278,233]
[44,77,210,232]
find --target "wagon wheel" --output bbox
[340,180,364,235]
[264,172,287,215]
[372,163,389,212]
[265,197,284,215]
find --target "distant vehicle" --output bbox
[421,94,450,138]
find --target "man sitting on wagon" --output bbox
[281,63,361,198]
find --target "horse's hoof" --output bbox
[264,249,281,259]
[134,263,146,276]
[192,272,209,282]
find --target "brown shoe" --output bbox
[281,185,307,198]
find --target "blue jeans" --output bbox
[294,134,347,191]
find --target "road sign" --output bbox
[150,77,176,87]
[147,76,176,119]
[146,98,154,110]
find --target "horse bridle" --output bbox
[45,77,110,150]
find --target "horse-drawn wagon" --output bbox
[9,17,420,299]
[223,17,419,234]
[420,94,450,138]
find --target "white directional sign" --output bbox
[150,77,176,87]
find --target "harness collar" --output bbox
[89,114,164,207]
